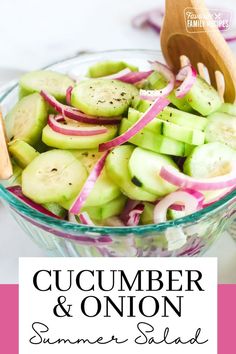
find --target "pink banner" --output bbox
[0,284,235,353]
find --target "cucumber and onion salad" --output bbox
[3,59,236,233]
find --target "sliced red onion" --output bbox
[221,29,236,43]
[160,165,236,190]
[69,151,109,215]
[139,61,175,100]
[66,86,73,105]
[126,203,144,226]
[154,190,202,223]
[175,65,197,98]
[203,187,235,207]
[79,212,95,225]
[103,69,153,84]
[132,8,164,32]
[120,199,140,223]
[48,114,107,136]
[40,90,121,125]
[99,96,169,151]
[7,186,61,219]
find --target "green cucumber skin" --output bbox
[106,145,157,202]
[19,70,74,102]
[140,203,155,224]
[162,121,205,145]
[8,140,39,168]
[71,79,139,117]
[134,102,208,131]
[43,202,67,219]
[128,147,178,196]
[5,93,48,146]
[42,124,117,149]
[82,195,127,221]
[185,76,222,116]
[87,60,138,78]
[205,112,236,150]
[183,142,236,178]
[128,108,163,134]
[120,119,186,157]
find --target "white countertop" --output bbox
[0,0,236,283]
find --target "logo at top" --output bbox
[184,7,232,33]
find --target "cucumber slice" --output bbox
[183,142,236,178]
[8,140,39,168]
[205,112,236,150]
[70,149,103,171]
[140,203,155,225]
[145,71,193,112]
[71,79,138,117]
[218,103,236,116]
[5,93,48,146]
[42,124,117,149]
[22,150,88,204]
[83,195,127,221]
[162,121,205,145]
[185,76,222,116]
[167,208,186,220]
[19,70,74,101]
[43,202,67,219]
[119,119,186,157]
[87,60,138,78]
[129,147,178,196]
[106,145,157,202]
[135,101,208,131]
[128,108,163,133]
[1,162,22,188]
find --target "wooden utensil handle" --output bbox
[165,0,207,11]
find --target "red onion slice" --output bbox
[79,212,95,225]
[103,69,153,84]
[175,65,197,98]
[48,114,107,136]
[99,96,169,151]
[7,186,61,219]
[132,7,164,32]
[69,151,109,215]
[160,165,236,190]
[40,90,121,125]
[139,61,175,100]
[66,86,73,105]
[126,203,144,226]
[154,190,202,223]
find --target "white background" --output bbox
[19,258,217,354]
[0,0,236,283]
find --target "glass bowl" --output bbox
[0,50,235,257]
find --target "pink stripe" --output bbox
[0,285,18,353]
[218,284,236,353]
[0,284,235,352]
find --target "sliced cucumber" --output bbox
[129,147,178,196]
[22,150,88,204]
[145,71,193,112]
[134,101,208,131]
[183,142,236,178]
[140,203,154,225]
[1,162,22,188]
[71,79,138,117]
[205,112,236,150]
[87,60,138,78]
[70,149,103,171]
[128,108,163,134]
[42,124,117,149]
[83,195,127,221]
[106,145,157,202]
[5,93,48,146]
[218,103,236,116]
[167,208,186,220]
[162,121,205,145]
[8,140,39,168]
[120,119,187,157]
[43,202,67,219]
[185,76,222,116]
[19,70,74,101]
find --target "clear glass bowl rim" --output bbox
[0,49,235,236]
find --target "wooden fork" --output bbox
[160,0,236,102]
[0,109,13,180]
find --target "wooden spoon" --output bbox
[0,109,13,180]
[160,0,236,102]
